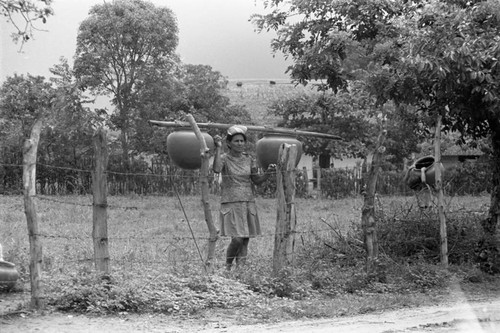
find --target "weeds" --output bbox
[1,194,498,319]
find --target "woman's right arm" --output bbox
[212,135,223,173]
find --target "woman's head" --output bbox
[226,125,247,143]
[226,125,248,152]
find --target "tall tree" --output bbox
[268,87,376,161]
[0,74,54,309]
[0,61,104,193]
[253,0,424,163]
[73,0,179,170]
[1,0,53,43]
[0,74,55,141]
[181,64,253,124]
[378,0,500,272]
[251,0,404,92]
[252,0,431,272]
[132,63,253,157]
[256,0,500,272]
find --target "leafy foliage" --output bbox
[252,0,405,92]
[269,87,376,159]
[254,0,500,273]
[48,270,258,315]
[0,74,55,142]
[0,0,53,43]
[74,0,180,168]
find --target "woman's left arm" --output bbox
[250,159,276,185]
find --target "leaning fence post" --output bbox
[92,128,110,275]
[186,114,218,270]
[273,143,298,274]
[23,118,44,310]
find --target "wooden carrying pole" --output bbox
[185,115,219,269]
[273,143,298,274]
[149,120,342,140]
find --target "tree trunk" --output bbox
[120,129,130,171]
[361,127,386,276]
[23,118,44,309]
[479,129,500,273]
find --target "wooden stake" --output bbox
[92,128,110,275]
[273,143,298,274]
[23,118,44,309]
[434,114,448,268]
[361,127,387,274]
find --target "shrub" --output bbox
[444,160,492,195]
[376,201,484,264]
[47,270,258,315]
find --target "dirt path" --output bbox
[1,298,499,333]
[200,299,500,333]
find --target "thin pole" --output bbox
[435,114,448,268]
[172,175,207,274]
[149,120,342,140]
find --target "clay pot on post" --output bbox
[406,155,445,189]
[167,130,215,170]
[256,134,303,169]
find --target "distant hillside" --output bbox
[223,79,320,126]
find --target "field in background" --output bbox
[223,79,320,125]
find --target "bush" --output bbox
[376,201,484,265]
[444,160,492,195]
[47,269,258,315]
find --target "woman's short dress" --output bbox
[218,153,261,238]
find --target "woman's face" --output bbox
[228,134,246,153]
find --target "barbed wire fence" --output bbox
[0,155,494,314]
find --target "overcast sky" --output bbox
[0,0,291,82]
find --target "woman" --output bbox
[213,125,275,270]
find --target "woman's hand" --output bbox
[266,164,277,174]
[213,135,223,148]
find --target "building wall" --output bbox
[296,154,363,180]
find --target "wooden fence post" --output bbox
[316,166,322,197]
[23,118,44,309]
[92,128,110,275]
[434,114,448,268]
[361,127,387,275]
[186,114,218,269]
[273,143,298,274]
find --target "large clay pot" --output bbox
[0,261,19,291]
[167,130,215,170]
[406,155,444,189]
[256,134,303,169]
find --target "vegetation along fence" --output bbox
[0,158,492,198]
[0,153,493,313]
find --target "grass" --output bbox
[1,193,499,321]
[0,194,362,273]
